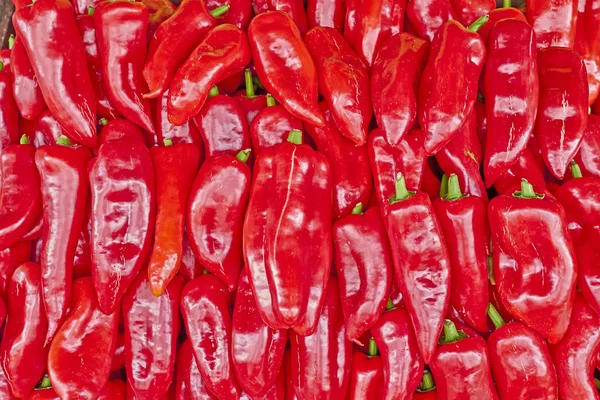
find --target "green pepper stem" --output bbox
[513,179,544,199]
[467,15,489,32]
[236,149,251,163]
[386,298,395,311]
[266,94,276,107]
[445,174,463,201]
[208,86,219,98]
[487,303,505,329]
[418,371,435,392]
[20,134,29,145]
[56,136,71,146]
[440,174,449,198]
[487,256,495,285]
[99,118,108,126]
[36,375,52,389]
[253,76,264,90]
[595,378,600,390]
[351,203,363,215]
[87,6,94,15]
[209,4,230,17]
[439,320,468,344]
[287,129,302,144]
[570,161,583,179]
[163,138,173,147]
[368,338,378,357]
[203,268,209,275]
[0,61,4,73]
[244,69,255,98]
[8,34,15,50]
[503,0,511,7]
[389,173,415,204]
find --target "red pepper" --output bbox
[22,110,65,149]
[289,277,352,399]
[371,305,424,399]
[477,5,527,42]
[36,137,91,344]
[187,151,251,291]
[372,33,430,147]
[89,138,155,313]
[253,0,308,34]
[0,241,30,300]
[143,0,176,43]
[232,271,287,398]
[483,19,539,187]
[575,226,600,318]
[305,26,371,146]
[10,35,46,121]
[154,91,204,153]
[0,368,14,400]
[527,0,578,49]
[493,148,546,195]
[489,180,577,343]
[412,372,437,400]
[0,56,18,151]
[305,102,372,219]
[383,174,451,363]
[205,0,252,30]
[349,344,384,399]
[450,0,494,26]
[148,142,200,297]
[73,222,92,279]
[178,233,204,282]
[575,114,600,178]
[307,0,345,32]
[111,333,125,371]
[243,131,332,335]
[123,272,183,398]
[94,0,155,135]
[248,11,324,127]
[175,339,217,400]
[421,161,442,201]
[0,42,10,70]
[235,70,268,124]
[181,274,241,399]
[535,47,588,179]
[430,320,498,399]
[168,24,251,126]
[575,0,600,104]
[47,277,119,400]
[97,118,147,147]
[13,0,97,148]
[406,0,455,42]
[418,18,487,155]
[29,380,126,400]
[217,71,244,96]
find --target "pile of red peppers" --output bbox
[1,0,600,397]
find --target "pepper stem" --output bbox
[266,94,276,107]
[36,375,52,389]
[502,0,511,7]
[418,371,435,392]
[209,86,219,97]
[570,161,583,179]
[386,298,395,310]
[56,136,71,146]
[287,129,302,144]
[87,6,94,15]
[389,173,415,204]
[368,338,378,357]
[253,76,264,90]
[236,149,251,163]
[244,69,255,98]
[99,118,108,126]
[467,15,489,32]
[0,61,3,73]
[8,34,15,50]
[203,268,209,275]
[487,303,505,329]
[163,138,173,147]
[209,4,230,17]
[445,174,464,201]
[596,378,600,390]
[439,320,468,344]
[20,134,29,145]
[439,174,449,197]
[351,203,363,215]
[487,256,495,285]
[513,179,544,199]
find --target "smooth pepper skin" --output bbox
[575,114,600,177]
[187,154,251,291]
[372,33,429,147]
[418,20,486,156]
[23,110,66,150]
[554,172,600,237]
[0,242,30,300]
[527,0,578,49]
[36,141,91,344]
[95,1,155,135]
[249,100,304,156]
[12,0,97,148]
[289,277,352,399]
[305,27,371,146]
[123,272,184,398]
[148,143,200,297]
[253,0,308,33]
[307,0,345,32]
[154,90,204,152]
[450,0,494,26]
[248,12,324,127]
[536,47,589,179]
[232,271,287,398]
[371,307,424,400]
[493,148,546,195]
[483,19,539,187]
[305,102,372,220]
[349,349,383,399]
[10,35,47,121]
[0,60,18,151]
[47,277,119,400]
[206,0,252,30]
[176,339,217,400]
[243,137,332,335]
[406,0,455,42]
[333,207,392,343]
[181,274,241,400]
[97,118,147,147]
[477,8,527,42]
[576,0,600,105]
[0,263,48,399]
[89,138,155,313]
[575,226,600,316]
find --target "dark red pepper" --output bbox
[493,148,546,195]
[143,0,176,43]
[0,55,18,151]
[253,0,308,34]
[527,0,578,49]
[175,339,217,400]
[111,333,125,371]
[406,0,455,42]
[0,241,30,300]
[575,114,600,177]
[421,161,443,201]
[307,0,345,32]
[154,91,204,153]
[10,34,46,121]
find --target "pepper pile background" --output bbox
[0,0,599,397]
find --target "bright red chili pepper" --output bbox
[47,277,119,400]
[9,34,46,121]
[73,222,92,279]
[97,118,147,148]
[205,0,252,30]
[574,0,600,105]
[253,0,308,34]
[575,226,600,318]
[493,148,547,195]
[175,339,217,400]
[181,274,241,399]
[575,114,600,177]
[28,380,126,400]
[111,333,125,371]
[154,91,204,153]
[187,151,251,291]
[535,47,588,179]
[20,217,41,241]
[248,11,324,127]
[243,131,332,335]
[307,0,345,32]
[0,241,30,300]
[0,57,18,151]
[450,0,494,26]
[148,142,200,297]
[178,233,204,282]
[527,0,578,49]
[349,343,384,399]
[478,4,527,42]
[406,0,455,42]
[235,70,268,124]
[0,368,14,400]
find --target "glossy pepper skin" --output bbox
[89,138,155,313]
[123,272,184,398]
[10,35,46,121]
[176,339,217,400]
[253,0,308,34]
[418,19,487,155]
[94,0,155,134]
[450,0,494,26]
[243,132,332,335]
[372,33,429,147]
[248,12,324,127]
[493,148,546,195]
[235,71,268,124]
[36,138,91,344]
[187,152,251,291]
[12,0,97,148]
[406,0,455,42]
[154,91,204,152]
[289,277,352,399]
[181,274,241,399]
[575,0,600,105]
[536,47,588,179]
[349,346,384,399]
[478,7,527,41]
[22,110,66,149]
[575,226,600,317]
[0,137,41,250]
[0,242,30,300]
[575,114,600,177]
[97,118,146,147]
[0,59,19,152]
[148,143,200,297]
[483,19,539,187]
[205,0,252,29]
[488,180,577,343]
[307,0,345,31]
[305,27,371,146]
[527,0,578,49]
[382,175,451,363]
[305,102,372,219]
[47,277,119,400]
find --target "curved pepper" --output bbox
[205,0,252,29]
[253,0,308,34]
[187,151,251,291]
[23,110,65,149]
[372,33,429,147]
[47,277,119,400]
[0,242,30,300]
[0,59,18,150]
[123,272,183,398]
[493,148,546,195]
[488,180,577,343]
[527,0,577,49]
[450,0,494,26]
[148,142,200,297]
[97,118,147,147]
[243,131,332,335]
[181,274,241,399]
[574,0,600,105]
[477,4,527,42]
[176,339,217,400]
[235,70,268,124]
[406,0,455,42]
[248,11,323,127]
[154,91,204,153]
[575,114,600,177]
[307,0,345,32]
[10,35,46,121]
[305,27,371,146]
[349,343,384,399]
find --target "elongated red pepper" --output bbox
[450,0,494,26]
[187,151,251,291]
[248,12,323,126]
[47,277,119,400]
[305,27,371,146]
[383,174,451,362]
[0,369,14,400]
[489,180,577,343]
[0,58,18,150]
[94,1,155,134]
[148,142,199,297]
[205,0,252,29]
[406,0,455,42]
[253,0,308,34]
[176,339,217,400]
[349,343,384,399]
[483,19,539,187]
[493,148,546,195]
[372,33,429,147]
[97,118,146,147]
[527,0,577,49]
[0,242,30,300]
[575,0,600,105]
[575,114,600,177]
[235,70,268,124]
[575,226,600,319]
[536,47,588,179]
[307,0,345,32]
[249,95,304,155]
[154,91,204,153]
[243,131,332,335]
[181,274,241,399]
[36,137,91,344]
[10,35,46,121]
